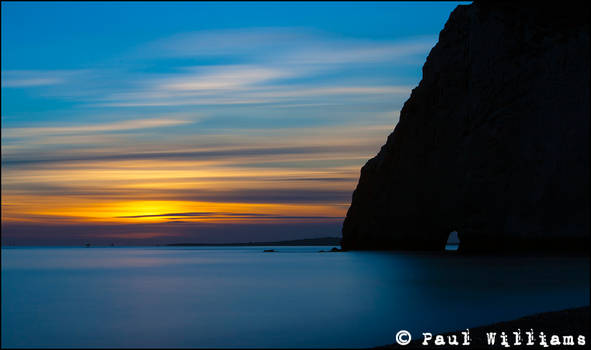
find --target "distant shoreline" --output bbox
[0,237,343,248]
[166,236,342,247]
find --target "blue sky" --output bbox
[1,1,466,245]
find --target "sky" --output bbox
[1,1,465,245]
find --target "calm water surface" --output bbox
[1,246,589,348]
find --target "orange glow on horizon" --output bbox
[1,125,383,234]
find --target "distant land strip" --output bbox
[167,236,342,246]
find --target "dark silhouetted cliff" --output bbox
[342,2,590,252]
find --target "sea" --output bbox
[1,246,589,348]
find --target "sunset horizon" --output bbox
[2,2,460,245]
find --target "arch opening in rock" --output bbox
[445,231,460,251]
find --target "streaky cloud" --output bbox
[2,144,373,167]
[1,70,87,88]
[3,118,194,138]
[116,211,342,219]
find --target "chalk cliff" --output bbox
[342,2,590,252]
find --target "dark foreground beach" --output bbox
[384,306,590,349]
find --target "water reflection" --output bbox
[2,247,589,348]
